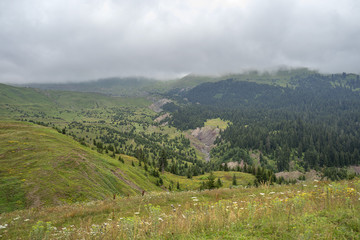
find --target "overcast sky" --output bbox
[0,0,360,83]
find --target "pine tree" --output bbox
[232,174,237,186]
[159,149,168,172]
[206,172,216,189]
[216,178,223,188]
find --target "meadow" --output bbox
[0,179,359,239]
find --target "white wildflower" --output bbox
[0,224,8,229]
[314,185,318,188]
[158,217,163,222]
[269,192,275,194]
[260,193,265,196]
[24,219,30,222]
[134,212,140,215]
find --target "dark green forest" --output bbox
[168,73,360,173]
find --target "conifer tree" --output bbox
[232,174,237,186]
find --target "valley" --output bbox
[1,69,360,239]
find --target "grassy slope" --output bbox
[0,179,359,239]
[0,121,252,213]
[163,171,255,191]
[0,83,150,121]
[0,121,162,213]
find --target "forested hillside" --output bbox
[169,71,360,173]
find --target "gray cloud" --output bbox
[0,0,359,83]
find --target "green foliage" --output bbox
[29,221,54,240]
[216,178,223,188]
[0,122,163,212]
[232,174,237,186]
[323,167,349,181]
[170,73,360,171]
[200,172,216,190]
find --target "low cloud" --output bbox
[0,0,359,83]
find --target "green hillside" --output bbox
[0,121,162,213]
[0,121,254,213]
[0,178,359,239]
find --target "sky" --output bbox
[0,0,360,83]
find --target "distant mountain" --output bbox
[21,68,360,97]
[23,77,161,96]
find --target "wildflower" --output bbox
[0,224,8,229]
[13,216,20,221]
[260,193,265,196]
[303,184,307,187]
[24,219,30,222]
[134,212,140,215]
[269,192,275,194]
[158,217,163,222]
[314,185,318,188]
[182,214,186,219]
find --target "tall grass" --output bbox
[1,179,359,239]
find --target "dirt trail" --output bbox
[186,126,220,162]
[111,169,143,193]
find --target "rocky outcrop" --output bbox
[149,98,172,113]
[187,126,220,162]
